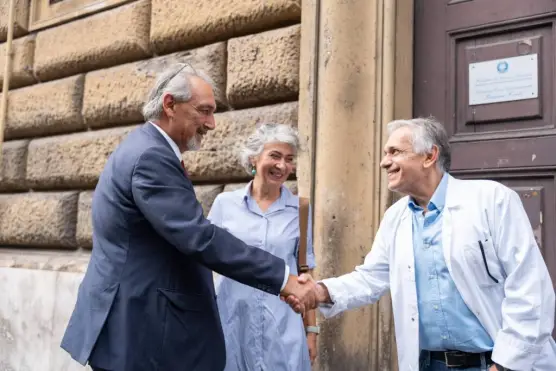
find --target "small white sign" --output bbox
[469,54,538,105]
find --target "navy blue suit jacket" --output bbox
[60,123,286,371]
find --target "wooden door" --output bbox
[414,0,556,339]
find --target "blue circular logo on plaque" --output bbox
[497,61,508,73]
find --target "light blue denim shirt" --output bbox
[409,172,494,352]
[208,182,315,371]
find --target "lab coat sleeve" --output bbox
[491,189,556,370]
[318,220,391,318]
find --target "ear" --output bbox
[162,93,175,118]
[423,145,439,169]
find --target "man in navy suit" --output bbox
[60,64,317,371]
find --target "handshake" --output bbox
[279,273,331,314]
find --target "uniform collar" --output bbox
[444,173,463,208]
[242,181,298,210]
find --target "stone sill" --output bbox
[0,248,90,273]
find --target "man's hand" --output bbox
[281,273,330,312]
[279,274,319,314]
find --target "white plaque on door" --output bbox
[468,54,538,105]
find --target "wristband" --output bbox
[306,326,320,334]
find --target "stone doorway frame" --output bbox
[297,0,415,369]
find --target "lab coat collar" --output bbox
[444,174,464,209]
[399,173,460,222]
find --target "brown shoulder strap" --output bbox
[297,197,310,273]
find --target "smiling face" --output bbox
[252,142,295,187]
[379,126,430,195]
[162,76,217,152]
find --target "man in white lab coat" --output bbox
[286,118,556,371]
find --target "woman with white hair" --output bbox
[208,123,317,371]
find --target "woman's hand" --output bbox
[307,332,318,365]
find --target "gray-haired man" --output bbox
[60,64,317,371]
[286,118,556,371]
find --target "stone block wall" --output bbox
[0,0,301,252]
[0,1,301,369]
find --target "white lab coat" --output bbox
[320,175,556,371]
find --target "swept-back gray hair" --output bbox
[142,63,215,121]
[239,123,300,174]
[386,117,451,171]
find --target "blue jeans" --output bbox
[419,351,492,371]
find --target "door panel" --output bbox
[453,25,552,135]
[414,0,556,339]
[445,0,556,31]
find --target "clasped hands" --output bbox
[280,273,328,315]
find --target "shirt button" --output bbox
[442,335,447,340]
[433,305,439,310]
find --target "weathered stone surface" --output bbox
[0,262,89,371]
[0,249,90,272]
[227,25,300,108]
[223,180,297,194]
[151,0,301,54]
[76,191,93,249]
[82,43,227,129]
[183,102,298,182]
[0,35,36,90]
[0,0,29,42]
[26,125,137,189]
[34,0,151,82]
[0,192,78,248]
[0,139,27,191]
[3,75,84,140]
[196,184,224,217]
[223,183,246,193]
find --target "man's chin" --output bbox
[186,137,201,151]
[387,181,400,192]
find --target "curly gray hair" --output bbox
[239,123,300,174]
[386,116,451,171]
[142,63,215,121]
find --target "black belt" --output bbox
[428,350,492,368]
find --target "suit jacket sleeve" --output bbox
[131,146,286,295]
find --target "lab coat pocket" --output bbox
[463,239,503,288]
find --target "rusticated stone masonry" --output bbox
[0,34,35,89]
[34,0,152,82]
[3,75,85,139]
[0,0,302,255]
[82,43,228,128]
[0,0,29,42]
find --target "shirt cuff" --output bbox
[280,263,290,291]
[316,278,346,318]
